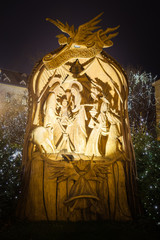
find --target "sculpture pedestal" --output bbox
[18,153,132,221]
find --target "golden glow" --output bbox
[17,15,138,222]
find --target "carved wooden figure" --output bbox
[17,13,140,221]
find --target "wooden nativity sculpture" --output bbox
[17,13,140,221]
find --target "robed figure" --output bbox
[17,14,140,221]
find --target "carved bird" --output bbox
[46,13,120,48]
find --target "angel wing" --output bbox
[46,13,103,42]
[46,18,76,38]
[46,13,119,47]
[99,25,120,46]
[74,12,103,44]
[47,160,79,183]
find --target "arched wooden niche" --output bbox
[17,14,140,221]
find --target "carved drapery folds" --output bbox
[25,56,129,160]
[17,14,140,221]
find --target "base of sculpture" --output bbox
[17,152,132,221]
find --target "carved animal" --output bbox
[17,14,140,222]
[29,126,55,153]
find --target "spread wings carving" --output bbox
[46,13,119,48]
[46,18,76,39]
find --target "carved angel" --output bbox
[46,13,119,48]
[47,158,109,214]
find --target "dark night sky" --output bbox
[0,0,159,77]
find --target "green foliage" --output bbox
[0,130,22,220]
[127,69,160,223]
[0,108,27,145]
[0,105,26,220]
[131,120,160,222]
[127,68,156,133]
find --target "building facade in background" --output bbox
[0,68,28,115]
[0,68,28,144]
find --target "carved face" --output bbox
[100,102,108,113]
[62,98,68,107]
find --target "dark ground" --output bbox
[0,218,160,240]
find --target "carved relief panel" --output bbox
[17,14,140,221]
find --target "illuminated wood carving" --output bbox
[17,13,140,221]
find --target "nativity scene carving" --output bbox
[31,73,122,159]
[17,13,140,222]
